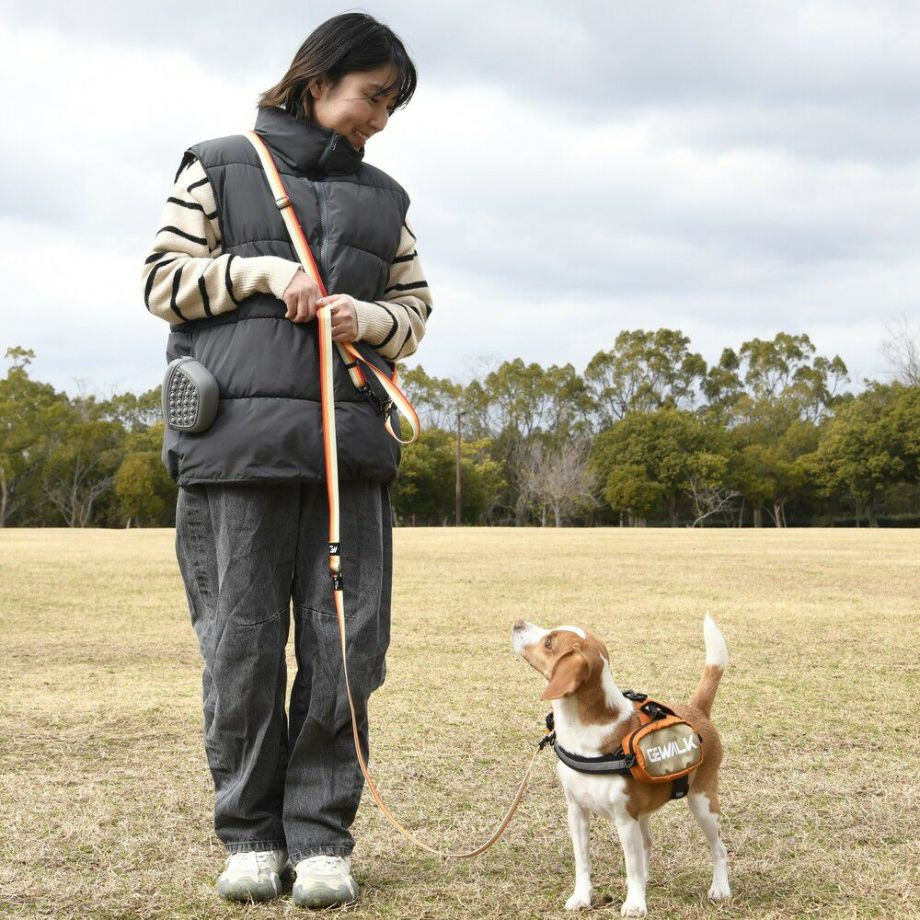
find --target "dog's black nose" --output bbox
[513,619,526,631]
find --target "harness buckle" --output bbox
[642,702,668,720]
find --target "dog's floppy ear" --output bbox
[541,650,589,700]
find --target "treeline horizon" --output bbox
[1,326,918,529]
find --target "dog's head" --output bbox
[512,620,610,701]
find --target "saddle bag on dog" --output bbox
[621,695,703,784]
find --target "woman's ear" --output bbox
[541,650,589,700]
[308,75,327,100]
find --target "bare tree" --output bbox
[687,474,742,527]
[44,464,113,527]
[516,438,598,526]
[881,315,920,386]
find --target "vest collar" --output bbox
[253,106,364,177]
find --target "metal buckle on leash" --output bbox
[358,384,393,416]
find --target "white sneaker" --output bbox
[292,854,358,908]
[216,848,288,902]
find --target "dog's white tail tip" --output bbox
[704,613,728,669]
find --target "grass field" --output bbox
[1,527,918,919]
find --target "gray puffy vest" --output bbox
[162,107,410,485]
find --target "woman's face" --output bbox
[309,64,400,150]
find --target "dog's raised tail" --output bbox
[689,614,728,717]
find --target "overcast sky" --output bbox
[1,0,918,397]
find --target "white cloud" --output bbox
[1,4,918,398]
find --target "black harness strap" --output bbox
[554,744,635,775]
[542,695,693,800]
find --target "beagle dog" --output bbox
[512,616,730,917]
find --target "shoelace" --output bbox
[229,850,282,875]
[299,855,347,874]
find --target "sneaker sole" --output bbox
[292,879,358,908]
[217,873,283,902]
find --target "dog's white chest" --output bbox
[557,762,628,818]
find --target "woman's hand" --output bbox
[281,269,323,323]
[319,293,359,343]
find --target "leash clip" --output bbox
[539,711,556,749]
[358,384,393,416]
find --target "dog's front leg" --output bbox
[564,798,593,910]
[613,811,648,918]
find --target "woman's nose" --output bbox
[369,108,389,133]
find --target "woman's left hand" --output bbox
[318,294,359,343]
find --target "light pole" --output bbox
[455,409,465,526]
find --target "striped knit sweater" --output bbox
[142,158,432,361]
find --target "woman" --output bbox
[141,13,431,908]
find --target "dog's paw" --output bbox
[565,890,592,911]
[620,898,648,918]
[708,880,731,901]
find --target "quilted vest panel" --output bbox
[162,113,410,485]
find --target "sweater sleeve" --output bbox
[141,158,301,323]
[352,218,433,361]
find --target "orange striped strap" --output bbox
[244,130,419,446]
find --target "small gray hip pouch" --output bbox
[162,357,219,433]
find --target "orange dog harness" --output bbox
[545,692,704,800]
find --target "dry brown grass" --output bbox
[1,527,918,919]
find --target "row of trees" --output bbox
[2,326,918,528]
[0,347,174,528]
[396,327,919,527]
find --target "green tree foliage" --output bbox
[41,413,124,527]
[1,348,175,526]
[114,424,178,526]
[0,348,71,526]
[466,358,592,440]
[399,365,464,431]
[812,383,920,524]
[585,329,707,427]
[592,408,723,526]
[703,333,848,525]
[390,428,504,525]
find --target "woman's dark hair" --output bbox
[259,13,417,118]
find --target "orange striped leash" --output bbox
[245,131,544,858]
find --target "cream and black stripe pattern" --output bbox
[142,158,432,361]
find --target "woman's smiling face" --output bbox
[309,64,400,150]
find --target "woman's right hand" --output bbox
[282,269,323,323]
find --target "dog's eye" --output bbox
[544,636,553,649]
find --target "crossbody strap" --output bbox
[244,130,419,446]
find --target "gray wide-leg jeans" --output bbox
[175,481,392,863]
